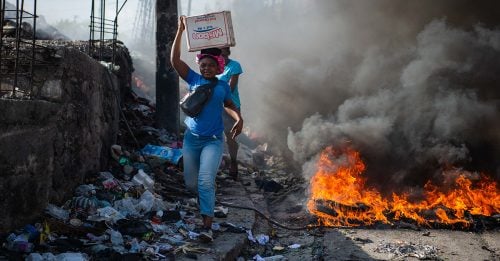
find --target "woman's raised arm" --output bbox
[170,16,190,81]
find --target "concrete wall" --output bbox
[0,44,131,232]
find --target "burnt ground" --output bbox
[234,151,500,261]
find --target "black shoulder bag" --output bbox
[179,79,218,117]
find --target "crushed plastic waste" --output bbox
[247,230,269,245]
[86,233,109,242]
[214,205,229,218]
[220,222,247,233]
[26,252,89,261]
[87,206,125,223]
[4,233,34,253]
[253,254,286,261]
[108,229,124,246]
[45,204,70,221]
[141,144,183,165]
[132,169,155,191]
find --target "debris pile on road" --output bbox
[374,240,439,259]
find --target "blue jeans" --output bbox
[182,129,224,217]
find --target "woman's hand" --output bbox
[224,100,243,139]
[230,119,243,139]
[178,15,186,32]
[171,15,189,80]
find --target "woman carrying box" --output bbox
[170,15,243,242]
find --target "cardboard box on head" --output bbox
[184,11,236,52]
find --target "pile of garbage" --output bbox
[1,139,222,260]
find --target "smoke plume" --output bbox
[201,0,500,188]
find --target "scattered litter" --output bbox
[174,243,210,255]
[214,206,229,218]
[220,222,246,233]
[160,234,186,246]
[211,223,221,231]
[108,229,124,246]
[132,169,155,191]
[288,243,301,249]
[256,234,270,245]
[45,204,69,221]
[141,144,183,165]
[86,233,109,242]
[87,206,125,223]
[26,252,56,261]
[4,233,34,253]
[247,230,255,242]
[272,246,285,251]
[253,254,287,261]
[374,241,439,259]
[188,231,200,240]
[247,230,269,245]
[69,218,83,227]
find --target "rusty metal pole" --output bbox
[155,0,179,138]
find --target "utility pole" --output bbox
[156,0,179,137]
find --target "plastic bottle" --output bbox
[132,169,154,191]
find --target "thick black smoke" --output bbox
[202,0,500,189]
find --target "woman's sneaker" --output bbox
[198,228,213,243]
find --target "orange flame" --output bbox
[307,146,500,227]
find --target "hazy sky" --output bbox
[19,0,209,39]
[19,0,208,22]
[21,0,131,23]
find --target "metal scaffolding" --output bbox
[0,0,38,98]
[88,0,127,66]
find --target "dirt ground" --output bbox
[243,227,500,260]
[322,228,500,260]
